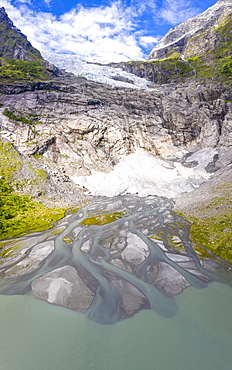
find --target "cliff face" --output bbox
[148,0,232,61]
[0,5,231,209]
[0,77,231,198]
[0,79,231,157]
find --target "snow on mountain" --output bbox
[42,52,154,90]
[72,148,217,199]
[148,0,232,60]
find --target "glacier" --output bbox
[42,52,155,90]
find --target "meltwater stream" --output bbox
[0,195,231,324]
[1,195,232,370]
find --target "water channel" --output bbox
[0,195,232,369]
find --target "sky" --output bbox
[1,0,218,62]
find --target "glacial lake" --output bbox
[1,282,232,370]
[0,195,232,369]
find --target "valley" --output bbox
[0,0,232,329]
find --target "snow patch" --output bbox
[71,148,217,198]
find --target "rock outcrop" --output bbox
[107,0,232,85]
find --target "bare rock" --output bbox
[31,265,94,312]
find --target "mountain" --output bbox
[0,4,231,325]
[0,7,42,61]
[107,0,232,84]
[0,6,231,263]
[0,7,65,83]
[148,0,232,61]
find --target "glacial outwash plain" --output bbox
[0,1,232,369]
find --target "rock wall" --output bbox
[0,77,231,187]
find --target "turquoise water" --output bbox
[1,195,232,369]
[1,282,232,370]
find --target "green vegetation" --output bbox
[0,179,65,239]
[154,58,194,76]
[126,58,195,83]
[0,58,49,82]
[220,59,232,76]
[8,59,40,74]
[2,109,18,121]
[63,236,73,244]
[0,139,66,240]
[214,15,232,58]
[189,213,232,262]
[166,50,180,59]
[186,54,232,80]
[33,168,47,181]
[175,183,232,263]
[0,13,42,62]
[146,52,232,83]
[2,108,42,125]
[0,139,22,180]
[81,211,127,226]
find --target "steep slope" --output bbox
[148,0,232,61]
[1,71,231,198]
[0,7,64,84]
[41,1,231,87]
[0,7,42,61]
[0,8,231,202]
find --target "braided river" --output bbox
[0,195,232,369]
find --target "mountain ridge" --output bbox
[0,5,231,262]
[148,0,232,61]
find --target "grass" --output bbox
[0,138,66,241]
[175,183,232,263]
[189,214,232,262]
[0,181,66,240]
[80,211,127,226]
[0,139,22,180]
[0,58,49,82]
[2,108,42,125]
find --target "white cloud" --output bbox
[13,0,31,3]
[1,0,203,62]
[139,35,160,48]
[158,0,200,25]
[134,0,157,15]
[1,1,146,62]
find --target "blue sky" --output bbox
[2,0,218,62]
